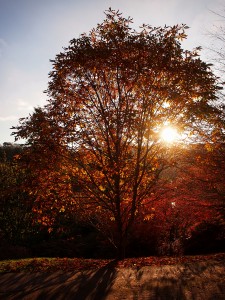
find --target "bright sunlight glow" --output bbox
[160,126,179,143]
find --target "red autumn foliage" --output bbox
[12,9,224,258]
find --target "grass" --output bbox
[0,253,225,273]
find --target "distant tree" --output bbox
[192,144,225,225]
[130,145,223,256]
[0,143,34,244]
[0,143,23,162]
[152,164,221,255]
[207,8,225,80]
[0,158,34,245]
[206,6,225,207]
[13,9,224,258]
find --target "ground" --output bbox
[0,254,225,299]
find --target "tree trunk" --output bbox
[117,235,126,260]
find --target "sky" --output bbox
[0,0,224,144]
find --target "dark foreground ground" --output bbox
[0,257,224,300]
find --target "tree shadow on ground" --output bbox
[118,260,225,300]
[0,259,225,299]
[0,260,118,300]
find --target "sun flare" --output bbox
[160,126,179,143]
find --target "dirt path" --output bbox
[0,259,224,299]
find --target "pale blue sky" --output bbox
[0,0,223,144]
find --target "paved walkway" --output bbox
[0,260,225,299]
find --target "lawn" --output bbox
[1,253,225,273]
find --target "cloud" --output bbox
[0,115,18,122]
[0,38,7,47]
[17,99,34,111]
[0,38,8,57]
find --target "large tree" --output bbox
[13,9,224,258]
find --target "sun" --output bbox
[160,126,179,143]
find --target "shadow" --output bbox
[117,259,225,300]
[0,258,225,299]
[0,260,118,300]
